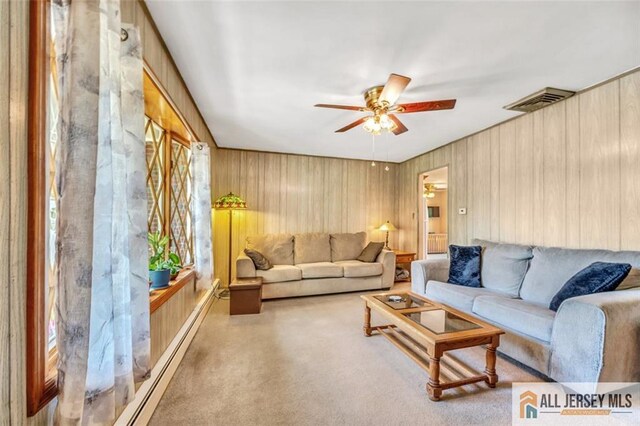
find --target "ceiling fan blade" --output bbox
[315,104,368,112]
[379,73,411,106]
[335,117,367,133]
[388,114,408,135]
[396,99,457,113]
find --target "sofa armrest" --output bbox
[550,289,640,384]
[376,249,396,289]
[236,253,256,278]
[411,259,450,295]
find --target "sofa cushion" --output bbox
[294,233,331,264]
[448,245,482,287]
[330,232,367,261]
[472,295,556,342]
[520,246,640,306]
[473,239,533,296]
[549,262,632,311]
[256,265,302,283]
[425,280,500,312]
[334,260,382,278]
[297,262,343,279]
[246,234,294,265]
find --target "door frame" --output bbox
[416,165,450,260]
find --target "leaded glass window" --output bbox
[144,117,194,265]
[170,140,193,264]
[145,118,166,234]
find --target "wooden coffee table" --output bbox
[361,291,504,401]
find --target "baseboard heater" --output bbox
[116,279,219,426]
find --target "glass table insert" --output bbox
[374,293,433,310]
[404,309,482,335]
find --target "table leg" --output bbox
[363,304,372,337]
[427,355,443,401]
[484,336,499,388]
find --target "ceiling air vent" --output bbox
[504,87,575,113]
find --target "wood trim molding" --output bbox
[149,269,196,314]
[26,0,58,416]
[143,62,198,143]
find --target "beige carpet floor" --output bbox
[150,290,544,425]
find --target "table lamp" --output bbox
[378,220,397,250]
[214,192,247,296]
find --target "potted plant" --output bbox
[148,231,171,290]
[167,252,183,280]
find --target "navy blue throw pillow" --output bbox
[549,262,632,311]
[448,245,482,287]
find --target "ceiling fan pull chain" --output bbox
[385,132,390,171]
[371,133,376,167]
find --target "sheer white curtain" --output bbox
[52,0,150,423]
[190,142,214,290]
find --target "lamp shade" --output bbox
[378,220,397,232]
[213,192,247,210]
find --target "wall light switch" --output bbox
[458,208,467,215]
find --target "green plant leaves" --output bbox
[148,231,183,274]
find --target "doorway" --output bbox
[418,166,448,260]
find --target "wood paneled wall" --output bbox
[212,149,399,285]
[1,0,29,423]
[397,69,640,255]
[150,283,203,367]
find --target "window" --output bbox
[143,70,195,266]
[169,139,194,264]
[27,0,59,415]
[144,118,194,264]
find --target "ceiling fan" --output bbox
[314,73,456,136]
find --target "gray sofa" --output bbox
[411,239,640,384]
[237,232,396,299]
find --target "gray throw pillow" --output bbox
[244,248,273,271]
[357,242,384,263]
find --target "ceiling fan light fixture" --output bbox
[315,73,456,136]
[423,183,436,198]
[363,116,382,135]
[379,113,395,131]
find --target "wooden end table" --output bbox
[229,277,263,315]
[361,291,504,401]
[393,250,416,282]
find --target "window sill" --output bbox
[149,268,196,314]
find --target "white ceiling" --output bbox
[146,1,640,162]
[423,167,448,185]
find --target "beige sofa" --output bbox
[236,232,396,299]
